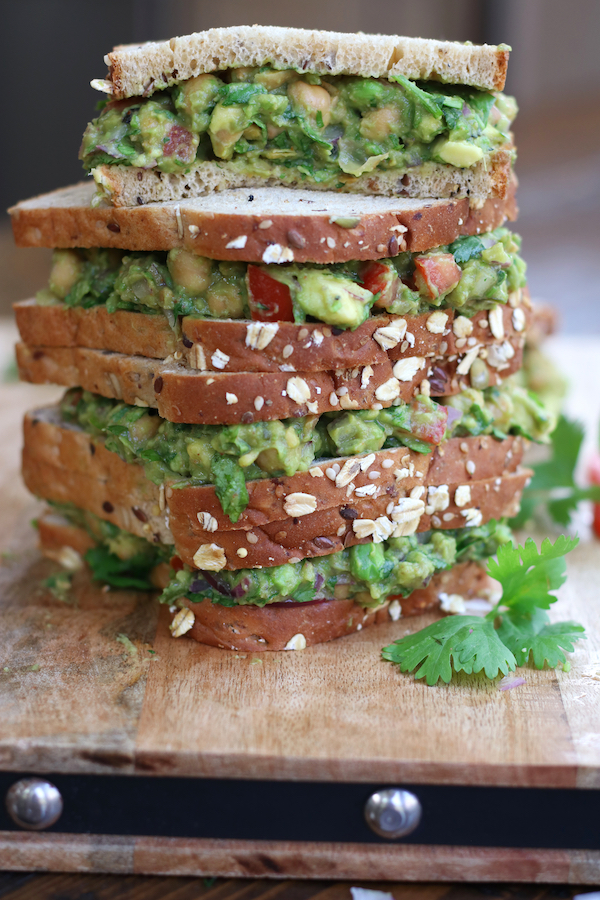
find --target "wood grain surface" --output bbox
[0,328,599,884]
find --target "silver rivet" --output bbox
[5,778,63,830]
[364,788,422,839]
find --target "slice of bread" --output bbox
[36,510,493,652]
[101,27,510,99]
[23,407,529,570]
[14,298,530,375]
[16,338,524,425]
[92,149,512,209]
[9,180,517,257]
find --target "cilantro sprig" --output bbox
[382,535,585,685]
[511,416,600,527]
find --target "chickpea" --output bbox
[167,250,213,295]
[242,124,263,141]
[255,69,298,90]
[267,123,285,139]
[359,106,402,142]
[178,73,221,104]
[205,283,245,317]
[49,250,84,300]
[208,103,248,159]
[255,448,282,472]
[288,80,331,127]
[229,66,258,83]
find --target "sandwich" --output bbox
[10,176,554,651]
[80,26,515,207]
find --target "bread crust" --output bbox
[23,408,528,570]
[16,340,524,425]
[14,300,530,375]
[35,511,493,652]
[92,150,513,209]
[102,26,509,98]
[9,179,517,257]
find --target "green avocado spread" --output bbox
[80,67,516,185]
[60,379,553,523]
[48,501,512,609]
[37,227,526,329]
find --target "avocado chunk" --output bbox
[294,270,374,330]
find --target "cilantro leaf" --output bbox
[511,416,600,527]
[497,609,586,668]
[382,616,515,685]
[486,535,578,614]
[211,455,249,523]
[85,546,156,591]
[383,534,585,686]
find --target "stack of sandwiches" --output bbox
[9,27,554,651]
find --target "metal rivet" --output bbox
[364,788,422,839]
[5,778,63,830]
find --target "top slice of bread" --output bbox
[101,26,509,99]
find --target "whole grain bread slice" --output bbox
[9,180,517,257]
[100,26,510,99]
[14,296,530,375]
[16,339,524,424]
[36,510,493,652]
[23,407,529,570]
[92,149,512,209]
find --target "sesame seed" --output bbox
[246,533,258,544]
[254,396,265,411]
[466,460,476,475]
[282,344,294,358]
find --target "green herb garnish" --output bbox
[382,535,585,685]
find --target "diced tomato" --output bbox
[359,260,399,308]
[589,452,600,540]
[409,397,449,445]
[163,125,197,164]
[414,253,461,300]
[170,555,184,572]
[247,265,294,322]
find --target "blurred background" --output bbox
[0,0,599,331]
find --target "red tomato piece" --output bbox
[589,452,600,540]
[163,125,197,164]
[170,555,184,572]
[593,503,600,541]
[589,453,600,486]
[409,398,449,444]
[414,253,461,300]
[359,260,399,308]
[247,265,294,322]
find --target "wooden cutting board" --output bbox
[0,333,599,883]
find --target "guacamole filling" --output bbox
[48,501,512,609]
[37,228,526,330]
[81,68,515,184]
[60,379,552,523]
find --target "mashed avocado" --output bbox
[39,227,526,329]
[160,518,513,608]
[60,379,552,523]
[49,501,512,609]
[81,68,516,184]
[446,375,556,443]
